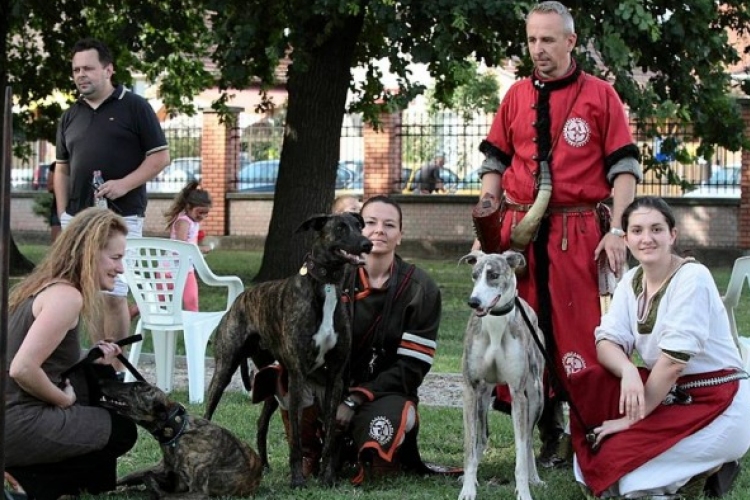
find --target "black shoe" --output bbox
[538,433,572,469]
[704,460,741,498]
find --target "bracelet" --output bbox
[609,227,625,237]
[343,396,359,410]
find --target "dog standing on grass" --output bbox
[98,379,263,499]
[203,212,373,488]
[458,250,545,500]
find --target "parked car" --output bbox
[236,159,357,192]
[147,157,202,193]
[683,164,740,198]
[11,167,34,191]
[338,160,364,193]
[455,168,482,194]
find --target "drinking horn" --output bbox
[509,159,552,250]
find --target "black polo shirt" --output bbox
[56,85,168,216]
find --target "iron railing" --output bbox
[10,112,742,197]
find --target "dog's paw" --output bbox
[289,475,307,489]
[457,485,478,500]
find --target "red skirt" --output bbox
[568,365,739,496]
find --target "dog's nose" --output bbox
[467,297,481,309]
[361,240,373,253]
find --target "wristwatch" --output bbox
[609,227,626,237]
[343,396,359,410]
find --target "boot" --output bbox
[537,398,569,468]
[352,449,401,485]
[280,406,323,478]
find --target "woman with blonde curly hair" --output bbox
[4,207,137,499]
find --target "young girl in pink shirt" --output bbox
[164,181,212,311]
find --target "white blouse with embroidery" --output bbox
[595,262,743,375]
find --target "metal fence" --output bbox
[10,111,742,197]
[398,111,743,197]
[235,115,364,192]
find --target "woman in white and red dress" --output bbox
[570,196,750,498]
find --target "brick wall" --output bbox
[11,193,742,255]
[363,112,402,198]
[739,98,750,249]
[199,108,241,236]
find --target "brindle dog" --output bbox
[203,212,372,488]
[98,379,263,499]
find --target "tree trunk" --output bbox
[8,234,35,276]
[253,15,365,282]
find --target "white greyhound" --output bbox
[458,250,545,500]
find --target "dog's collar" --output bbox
[489,294,516,316]
[301,253,344,284]
[151,403,188,448]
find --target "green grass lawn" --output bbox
[13,245,750,499]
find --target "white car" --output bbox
[683,164,740,198]
[147,157,202,193]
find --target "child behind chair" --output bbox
[164,181,212,311]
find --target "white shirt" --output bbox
[595,261,743,375]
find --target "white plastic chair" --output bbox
[721,256,750,372]
[122,237,243,403]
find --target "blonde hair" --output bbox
[164,180,212,229]
[331,195,361,214]
[9,208,128,330]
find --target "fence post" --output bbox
[363,112,402,198]
[738,98,750,251]
[200,107,241,236]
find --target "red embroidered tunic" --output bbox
[482,63,639,396]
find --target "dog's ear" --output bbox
[348,211,365,229]
[502,250,526,270]
[296,214,330,233]
[459,250,484,266]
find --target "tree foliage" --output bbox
[0,0,210,273]
[3,0,750,278]
[204,0,750,279]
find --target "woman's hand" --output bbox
[335,404,355,430]
[619,364,645,421]
[335,394,363,430]
[91,341,123,365]
[592,416,631,449]
[59,379,77,408]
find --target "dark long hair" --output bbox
[164,181,212,229]
[621,196,676,232]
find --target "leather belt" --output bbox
[504,200,599,251]
[505,202,597,214]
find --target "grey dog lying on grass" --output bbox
[98,379,263,499]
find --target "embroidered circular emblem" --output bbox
[562,352,586,375]
[368,416,394,446]
[562,118,591,147]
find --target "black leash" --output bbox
[61,334,146,382]
[514,297,598,448]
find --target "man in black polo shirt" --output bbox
[55,38,170,352]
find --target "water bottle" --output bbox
[92,170,108,209]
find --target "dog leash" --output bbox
[514,297,598,448]
[61,334,147,382]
